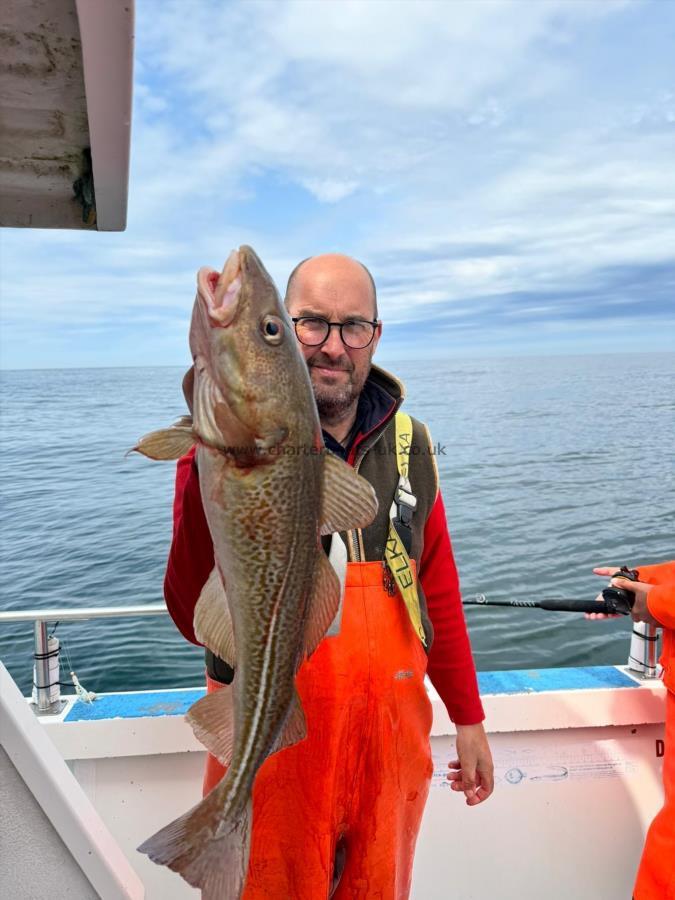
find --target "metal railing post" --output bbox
[0,604,169,715]
[628,622,659,678]
[33,620,53,711]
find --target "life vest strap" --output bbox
[384,412,426,645]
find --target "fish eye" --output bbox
[261,316,284,345]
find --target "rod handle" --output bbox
[539,597,625,614]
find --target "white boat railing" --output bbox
[0,604,168,623]
[0,605,168,714]
[0,603,659,717]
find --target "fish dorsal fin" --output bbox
[186,684,235,766]
[320,452,378,535]
[193,568,236,667]
[303,546,342,658]
[131,423,195,460]
[270,688,307,756]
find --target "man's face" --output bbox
[286,258,381,419]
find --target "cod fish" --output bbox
[133,246,377,898]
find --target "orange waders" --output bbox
[634,690,675,899]
[633,563,675,899]
[203,561,434,900]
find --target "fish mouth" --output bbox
[197,250,242,327]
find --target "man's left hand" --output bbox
[447,722,494,806]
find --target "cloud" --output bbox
[1,0,673,367]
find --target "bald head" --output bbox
[285,254,378,320]
[284,253,382,428]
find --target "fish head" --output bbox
[189,246,316,460]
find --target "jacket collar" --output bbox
[346,364,405,465]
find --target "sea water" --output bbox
[1,353,673,696]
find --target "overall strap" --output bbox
[384,412,426,645]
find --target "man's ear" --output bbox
[371,321,382,355]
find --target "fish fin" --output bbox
[270,688,307,755]
[185,684,235,765]
[320,452,379,535]
[173,414,193,429]
[138,791,251,899]
[187,682,307,770]
[130,426,195,460]
[303,548,342,657]
[182,366,195,415]
[193,568,236,666]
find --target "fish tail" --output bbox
[138,789,252,899]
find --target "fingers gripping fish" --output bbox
[133,246,377,898]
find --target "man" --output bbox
[592,562,675,900]
[164,253,493,898]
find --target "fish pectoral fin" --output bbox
[303,548,342,657]
[270,688,307,755]
[320,452,379,535]
[185,684,235,765]
[193,568,236,667]
[138,790,251,900]
[130,426,196,460]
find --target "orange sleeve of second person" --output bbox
[638,561,675,631]
[633,559,675,899]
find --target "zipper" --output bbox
[347,453,365,562]
[343,395,400,563]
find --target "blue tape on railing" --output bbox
[477,666,639,695]
[65,688,206,722]
[63,666,639,722]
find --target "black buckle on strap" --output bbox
[392,481,416,555]
[392,515,413,555]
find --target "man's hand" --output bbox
[587,566,660,626]
[585,566,622,620]
[446,722,494,806]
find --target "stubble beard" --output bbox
[309,356,370,422]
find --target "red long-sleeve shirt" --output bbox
[164,447,484,725]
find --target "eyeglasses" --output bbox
[292,316,380,349]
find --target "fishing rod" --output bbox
[464,568,639,616]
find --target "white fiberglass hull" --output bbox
[12,665,663,900]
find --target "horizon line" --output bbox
[1,349,673,374]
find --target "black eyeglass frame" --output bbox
[291,316,381,349]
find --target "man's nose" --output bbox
[320,325,345,359]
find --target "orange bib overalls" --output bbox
[203,561,434,900]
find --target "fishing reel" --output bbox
[601,567,639,615]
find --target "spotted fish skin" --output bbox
[135,246,377,899]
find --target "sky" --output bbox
[1,0,674,369]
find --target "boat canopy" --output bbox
[0,0,134,231]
